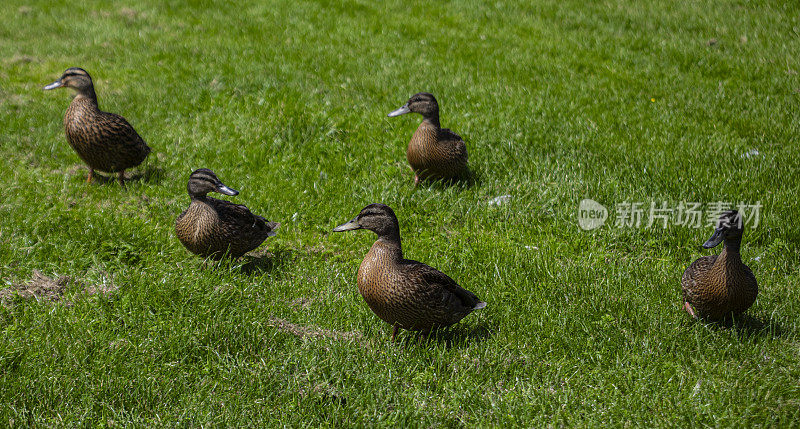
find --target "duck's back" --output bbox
[64,97,150,173]
[176,197,276,259]
[357,240,482,331]
[406,122,468,181]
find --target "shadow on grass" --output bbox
[397,322,495,349]
[239,248,295,275]
[728,314,786,339]
[73,164,165,186]
[691,313,786,339]
[416,167,481,190]
[127,164,165,185]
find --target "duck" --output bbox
[387,92,468,185]
[333,203,485,339]
[44,67,151,186]
[175,168,279,260]
[681,210,758,321]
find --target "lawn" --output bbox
[1,0,799,426]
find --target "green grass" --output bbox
[1,0,799,426]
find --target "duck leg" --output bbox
[683,302,698,319]
[391,325,399,342]
[87,168,94,183]
[117,171,126,187]
[414,174,420,186]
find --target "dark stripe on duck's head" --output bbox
[44,67,93,91]
[408,92,437,105]
[702,210,743,248]
[333,203,399,238]
[388,92,439,118]
[62,67,91,79]
[358,203,396,221]
[187,168,239,198]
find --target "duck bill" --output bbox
[215,184,239,196]
[387,104,410,117]
[43,80,63,90]
[333,216,361,232]
[702,228,725,248]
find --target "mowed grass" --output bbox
[1,0,799,425]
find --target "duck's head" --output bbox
[702,210,743,248]
[387,92,439,119]
[44,67,94,94]
[187,168,239,198]
[333,203,400,239]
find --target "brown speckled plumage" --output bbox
[175,169,279,260]
[44,68,150,185]
[681,210,758,320]
[388,93,468,184]
[334,204,485,339]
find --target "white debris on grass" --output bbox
[692,379,703,397]
[741,149,760,159]
[488,194,511,206]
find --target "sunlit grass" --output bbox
[0,0,799,426]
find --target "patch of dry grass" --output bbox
[268,317,362,342]
[0,270,118,307]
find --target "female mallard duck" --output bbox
[387,92,468,184]
[44,67,150,186]
[333,203,485,339]
[681,210,758,320]
[175,169,279,260]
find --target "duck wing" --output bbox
[439,128,462,143]
[403,259,484,310]
[215,200,277,235]
[95,111,151,153]
[440,128,468,161]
